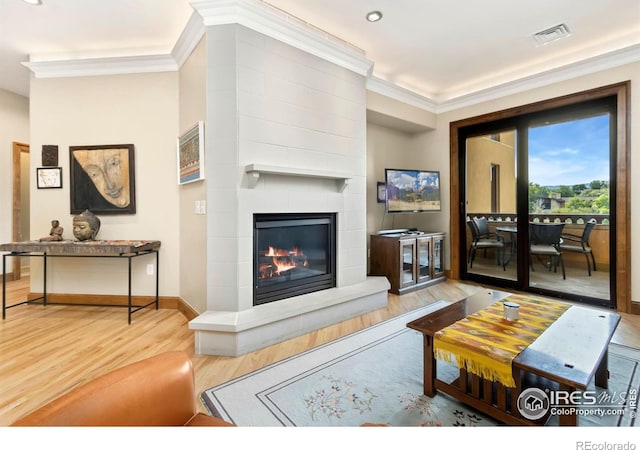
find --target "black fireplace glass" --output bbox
[254,213,336,305]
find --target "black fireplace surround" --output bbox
[253,213,336,306]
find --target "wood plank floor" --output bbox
[0,276,638,426]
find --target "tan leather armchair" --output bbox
[10,351,234,427]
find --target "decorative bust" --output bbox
[39,220,64,241]
[72,210,101,241]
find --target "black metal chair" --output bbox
[559,219,597,276]
[529,222,566,280]
[467,218,505,269]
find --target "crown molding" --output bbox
[435,43,640,113]
[190,0,373,77]
[366,76,438,112]
[19,0,640,115]
[22,0,373,81]
[22,54,178,79]
[362,43,640,115]
[20,10,205,81]
[171,11,206,69]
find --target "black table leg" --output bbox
[128,255,132,325]
[155,250,159,310]
[2,253,6,320]
[43,253,47,306]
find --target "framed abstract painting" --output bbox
[69,144,136,214]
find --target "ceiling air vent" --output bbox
[532,23,571,46]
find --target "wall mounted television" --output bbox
[385,168,441,213]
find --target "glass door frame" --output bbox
[460,120,523,292]
[448,82,631,312]
[461,102,615,307]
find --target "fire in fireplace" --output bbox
[259,245,308,279]
[254,213,336,306]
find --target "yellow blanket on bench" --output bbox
[433,294,571,388]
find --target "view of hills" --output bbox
[529,180,609,214]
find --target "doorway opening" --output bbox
[11,142,30,280]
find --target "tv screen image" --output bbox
[385,168,441,213]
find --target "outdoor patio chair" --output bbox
[529,222,566,280]
[559,219,597,276]
[467,218,505,270]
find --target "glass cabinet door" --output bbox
[399,240,416,289]
[416,237,432,283]
[432,234,445,277]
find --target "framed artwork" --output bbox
[377,181,386,203]
[41,145,59,166]
[177,121,205,185]
[37,167,62,189]
[69,144,136,214]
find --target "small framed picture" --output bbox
[178,121,205,185]
[377,181,386,203]
[37,167,62,189]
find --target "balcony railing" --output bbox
[466,212,610,267]
[466,213,610,225]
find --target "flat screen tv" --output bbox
[385,168,441,213]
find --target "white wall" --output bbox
[366,123,432,235]
[29,73,180,297]
[0,89,29,246]
[366,90,436,134]
[179,37,208,313]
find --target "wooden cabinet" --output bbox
[369,232,445,294]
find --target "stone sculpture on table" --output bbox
[72,210,101,241]
[39,220,64,241]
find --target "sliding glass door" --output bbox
[465,129,518,283]
[526,113,611,301]
[461,97,615,307]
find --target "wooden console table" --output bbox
[1,240,161,324]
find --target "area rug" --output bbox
[201,302,639,427]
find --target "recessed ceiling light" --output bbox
[23,0,43,4]
[366,11,383,22]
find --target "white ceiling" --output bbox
[1,0,639,104]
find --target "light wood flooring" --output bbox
[0,276,638,426]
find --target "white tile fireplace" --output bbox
[188,12,389,356]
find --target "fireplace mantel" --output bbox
[245,164,351,192]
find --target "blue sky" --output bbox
[528,114,610,187]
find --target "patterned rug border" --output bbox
[201,300,639,427]
[201,301,450,423]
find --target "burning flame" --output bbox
[271,257,296,274]
[259,246,307,279]
[265,246,302,257]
